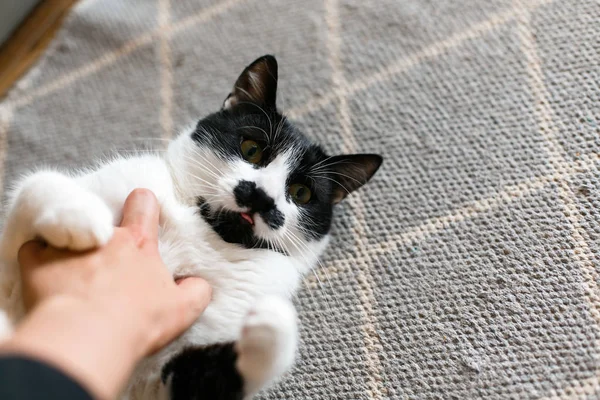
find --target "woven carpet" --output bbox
[1,0,600,398]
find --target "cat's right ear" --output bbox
[327,154,383,204]
[223,55,278,110]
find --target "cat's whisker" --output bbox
[250,237,262,251]
[235,126,270,144]
[311,159,366,174]
[189,191,225,206]
[293,223,318,237]
[197,194,224,205]
[129,137,173,142]
[311,171,363,184]
[276,233,332,329]
[236,101,273,142]
[181,170,219,191]
[311,171,365,187]
[267,237,276,254]
[310,155,337,171]
[198,193,233,208]
[182,152,222,180]
[182,161,221,183]
[273,116,285,142]
[184,156,220,186]
[312,159,364,169]
[284,227,343,312]
[189,155,225,182]
[282,230,337,319]
[115,149,166,154]
[191,191,226,207]
[185,142,224,168]
[311,176,352,195]
[271,234,286,256]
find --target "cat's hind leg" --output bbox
[236,296,297,397]
[161,296,298,400]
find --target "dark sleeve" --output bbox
[0,356,93,400]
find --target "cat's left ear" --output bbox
[223,55,278,110]
[327,154,383,204]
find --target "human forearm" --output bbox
[0,296,145,400]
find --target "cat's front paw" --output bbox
[236,296,298,388]
[33,195,114,251]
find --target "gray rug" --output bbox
[1,0,600,398]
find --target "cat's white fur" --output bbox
[0,131,329,399]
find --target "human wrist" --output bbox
[0,296,145,400]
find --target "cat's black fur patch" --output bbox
[161,343,244,400]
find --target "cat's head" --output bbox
[170,55,382,260]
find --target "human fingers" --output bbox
[176,277,212,324]
[147,277,212,354]
[120,188,160,243]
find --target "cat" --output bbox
[0,55,382,399]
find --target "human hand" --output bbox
[3,189,211,399]
[18,188,211,353]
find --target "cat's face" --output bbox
[176,56,381,255]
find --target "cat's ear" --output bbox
[223,55,278,110]
[327,154,382,204]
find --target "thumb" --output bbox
[120,188,160,243]
[175,277,212,327]
[145,278,212,356]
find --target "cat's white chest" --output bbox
[156,202,302,346]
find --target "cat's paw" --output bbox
[236,296,297,390]
[33,195,114,251]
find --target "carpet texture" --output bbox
[1,0,600,398]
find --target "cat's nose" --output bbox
[234,180,274,212]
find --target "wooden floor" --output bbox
[0,0,78,99]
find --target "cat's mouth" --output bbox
[240,212,254,225]
[196,196,286,253]
[197,197,256,246]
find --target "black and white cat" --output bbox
[0,55,382,399]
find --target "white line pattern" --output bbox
[514,0,600,397]
[324,0,388,397]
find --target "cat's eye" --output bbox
[241,140,263,164]
[288,183,311,204]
